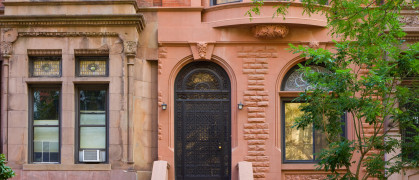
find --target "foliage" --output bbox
[0,154,15,180]
[247,0,419,179]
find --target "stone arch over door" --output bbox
[174,61,231,180]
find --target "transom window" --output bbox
[76,56,109,77]
[29,56,62,77]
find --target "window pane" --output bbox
[33,89,59,121]
[80,90,106,111]
[80,127,106,149]
[34,120,59,126]
[33,127,59,163]
[285,103,313,160]
[80,111,106,125]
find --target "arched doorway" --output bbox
[174,61,231,180]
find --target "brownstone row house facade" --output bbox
[0,0,417,180]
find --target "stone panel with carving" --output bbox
[399,15,419,27]
[252,25,289,39]
[284,174,328,180]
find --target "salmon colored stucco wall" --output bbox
[155,2,355,179]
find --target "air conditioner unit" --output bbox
[80,150,105,162]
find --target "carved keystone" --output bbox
[197,42,208,59]
[252,25,289,39]
[190,42,215,60]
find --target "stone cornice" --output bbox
[0,14,145,32]
[18,32,119,37]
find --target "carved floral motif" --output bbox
[197,42,208,59]
[399,15,419,27]
[252,25,289,39]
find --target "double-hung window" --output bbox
[30,87,61,163]
[76,86,108,163]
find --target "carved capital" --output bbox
[1,28,18,43]
[197,42,208,59]
[399,15,419,27]
[1,41,13,55]
[252,25,289,39]
[124,41,137,57]
[308,41,320,49]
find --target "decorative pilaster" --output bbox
[124,40,137,164]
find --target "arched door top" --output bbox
[175,61,231,180]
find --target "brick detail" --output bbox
[239,46,277,178]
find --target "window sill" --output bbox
[23,164,111,171]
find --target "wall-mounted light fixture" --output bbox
[238,102,244,110]
[162,102,167,110]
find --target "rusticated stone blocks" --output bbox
[238,45,278,178]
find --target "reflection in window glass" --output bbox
[285,103,313,160]
[284,102,328,161]
[32,89,60,163]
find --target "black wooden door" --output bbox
[175,61,231,180]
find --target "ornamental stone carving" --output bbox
[197,42,208,59]
[252,25,289,39]
[308,41,320,49]
[1,28,18,43]
[284,174,328,180]
[399,15,419,27]
[1,42,13,55]
[124,41,137,57]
